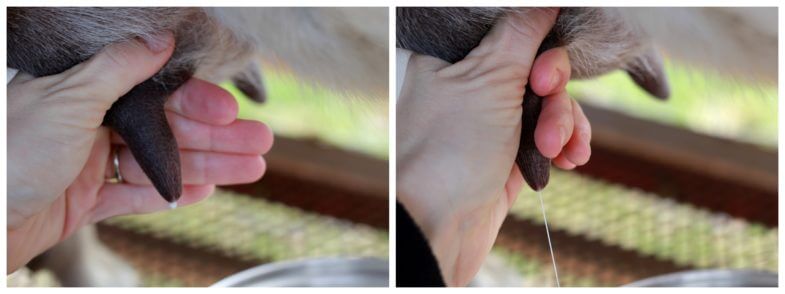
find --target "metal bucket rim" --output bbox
[210,256,389,287]
[624,269,778,287]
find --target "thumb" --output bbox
[57,31,175,106]
[465,8,558,75]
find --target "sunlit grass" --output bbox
[224,72,388,159]
[228,61,775,158]
[568,61,778,150]
[105,190,389,263]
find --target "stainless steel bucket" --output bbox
[211,257,388,287]
[624,269,778,287]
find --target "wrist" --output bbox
[7,167,42,229]
[398,164,464,285]
[397,159,453,238]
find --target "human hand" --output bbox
[7,34,273,272]
[397,8,591,286]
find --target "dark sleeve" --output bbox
[396,202,446,287]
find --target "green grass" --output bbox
[507,170,778,273]
[223,72,388,159]
[225,61,775,156]
[490,247,602,287]
[568,61,778,150]
[491,169,777,286]
[104,190,389,262]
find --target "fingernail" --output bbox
[142,31,174,53]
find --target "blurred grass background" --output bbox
[227,61,776,156]
[223,70,389,159]
[568,61,777,150]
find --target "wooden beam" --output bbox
[263,136,389,199]
[581,103,777,194]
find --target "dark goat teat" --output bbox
[102,72,191,203]
[626,48,671,100]
[232,62,267,103]
[516,84,551,191]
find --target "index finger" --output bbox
[165,78,239,126]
